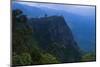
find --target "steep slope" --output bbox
[62,12,95,52]
[29,16,82,62]
[39,6,96,52]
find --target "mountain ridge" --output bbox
[12,2,96,52]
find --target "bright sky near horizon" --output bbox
[15,0,96,5]
[14,1,95,17]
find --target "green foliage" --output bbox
[81,52,96,61]
[40,53,59,64]
[46,42,81,62]
[12,52,32,65]
[29,45,59,64]
[12,52,21,65]
[19,53,32,65]
[12,29,32,53]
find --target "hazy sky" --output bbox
[14,1,95,16]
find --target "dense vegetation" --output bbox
[12,9,59,66]
[12,9,96,66]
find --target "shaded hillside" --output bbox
[12,9,59,66]
[29,15,82,62]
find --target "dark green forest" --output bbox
[12,9,96,66]
[12,9,60,66]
